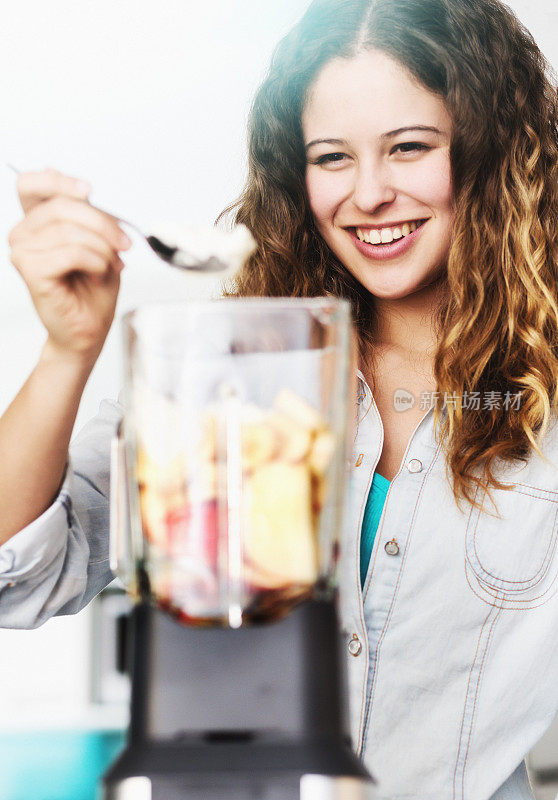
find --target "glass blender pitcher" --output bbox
[113,297,354,628]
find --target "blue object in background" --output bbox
[0,730,126,800]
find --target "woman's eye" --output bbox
[312,152,348,166]
[392,142,430,155]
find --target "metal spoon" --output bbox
[7,164,228,273]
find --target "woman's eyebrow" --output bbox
[305,138,348,150]
[381,125,444,138]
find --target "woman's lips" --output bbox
[348,220,427,261]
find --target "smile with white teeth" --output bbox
[355,220,424,244]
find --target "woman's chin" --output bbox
[354,268,448,302]
[359,280,426,301]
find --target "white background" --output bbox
[0,0,556,730]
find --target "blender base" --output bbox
[102,599,375,799]
[104,740,374,799]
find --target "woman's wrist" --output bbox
[39,337,101,383]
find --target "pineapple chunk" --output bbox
[244,461,318,584]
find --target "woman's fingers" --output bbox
[12,243,114,280]
[16,168,91,213]
[9,206,132,287]
[10,195,130,252]
[11,221,118,262]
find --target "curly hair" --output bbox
[219,0,558,514]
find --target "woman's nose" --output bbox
[351,163,396,212]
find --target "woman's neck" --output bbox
[359,279,445,385]
[371,278,444,359]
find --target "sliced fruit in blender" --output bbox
[164,499,219,567]
[267,412,313,463]
[136,389,337,622]
[137,448,188,493]
[244,461,318,584]
[240,420,279,471]
[273,388,327,433]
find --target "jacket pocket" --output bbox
[465,483,558,608]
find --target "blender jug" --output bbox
[114,297,354,627]
[104,297,375,800]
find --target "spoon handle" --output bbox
[6,163,145,238]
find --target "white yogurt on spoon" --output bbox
[147,222,257,281]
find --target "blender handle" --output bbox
[109,421,132,579]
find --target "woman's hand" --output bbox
[8,168,132,367]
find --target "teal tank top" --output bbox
[360,472,391,587]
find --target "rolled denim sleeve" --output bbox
[0,398,122,629]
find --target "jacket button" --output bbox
[385,539,400,556]
[348,635,362,656]
[407,458,423,473]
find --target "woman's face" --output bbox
[302,49,454,300]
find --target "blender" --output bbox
[103,297,375,799]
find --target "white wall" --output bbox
[0,0,556,728]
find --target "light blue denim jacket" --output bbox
[1,373,558,800]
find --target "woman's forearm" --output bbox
[0,339,95,546]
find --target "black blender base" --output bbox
[102,600,375,798]
[103,737,374,799]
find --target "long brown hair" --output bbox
[219,0,558,514]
